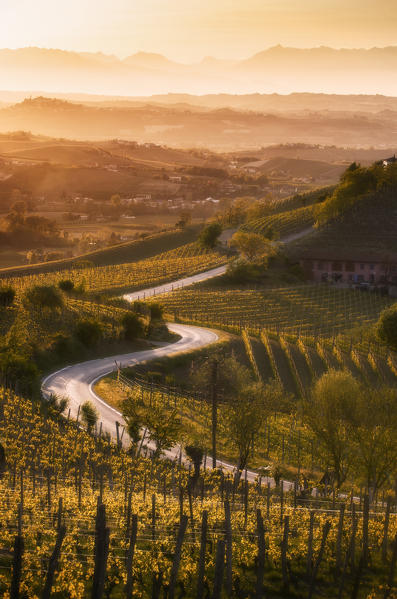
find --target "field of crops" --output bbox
[0,243,227,297]
[242,204,316,239]
[0,388,396,599]
[246,331,397,399]
[157,283,392,338]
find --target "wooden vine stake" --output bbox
[125,514,138,599]
[196,510,208,599]
[41,525,67,599]
[91,500,110,599]
[10,504,24,599]
[168,514,188,599]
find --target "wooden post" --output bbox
[10,505,24,599]
[125,514,138,599]
[210,360,218,469]
[308,521,331,599]
[168,514,188,599]
[306,511,315,578]
[41,525,66,599]
[151,494,156,542]
[256,509,265,599]
[281,515,289,594]
[335,504,345,574]
[382,498,392,563]
[212,540,225,599]
[196,510,208,599]
[383,533,397,599]
[224,500,233,596]
[362,494,370,564]
[91,501,110,599]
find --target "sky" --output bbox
[1,0,396,62]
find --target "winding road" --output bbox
[42,228,313,486]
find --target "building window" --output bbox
[360,264,365,270]
[370,264,375,270]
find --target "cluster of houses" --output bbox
[300,257,397,288]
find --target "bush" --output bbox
[376,303,397,350]
[24,285,64,311]
[81,401,98,434]
[198,222,222,248]
[0,351,40,396]
[121,313,144,341]
[0,286,16,308]
[226,259,264,284]
[58,279,74,292]
[149,302,164,321]
[74,320,103,348]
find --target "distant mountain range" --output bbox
[2,46,397,95]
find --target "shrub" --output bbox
[58,279,74,292]
[376,303,397,350]
[24,285,64,311]
[121,312,144,341]
[74,320,103,348]
[149,302,164,321]
[81,401,98,434]
[0,286,16,308]
[198,222,222,248]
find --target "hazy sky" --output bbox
[1,0,396,61]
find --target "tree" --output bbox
[343,385,397,497]
[23,285,64,311]
[0,286,16,308]
[0,352,40,396]
[81,401,98,434]
[58,280,75,292]
[144,405,181,458]
[198,222,222,249]
[121,313,144,341]
[122,397,143,451]
[376,303,397,350]
[303,371,359,488]
[74,320,103,348]
[230,231,273,262]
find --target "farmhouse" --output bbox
[300,252,397,286]
[383,154,396,167]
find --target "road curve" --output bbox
[123,265,227,303]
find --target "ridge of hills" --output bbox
[2,45,397,95]
[1,96,397,149]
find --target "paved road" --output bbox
[123,265,227,303]
[42,227,319,487]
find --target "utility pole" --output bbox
[210,359,218,469]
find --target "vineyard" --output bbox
[241,205,316,239]
[0,388,396,598]
[155,283,393,338]
[0,243,227,297]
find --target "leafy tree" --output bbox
[0,286,16,308]
[81,401,98,434]
[58,279,75,292]
[342,385,397,497]
[122,398,143,450]
[144,405,181,458]
[198,222,222,248]
[24,285,64,311]
[376,303,397,350]
[303,370,359,488]
[121,312,144,341]
[230,231,273,262]
[74,319,103,348]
